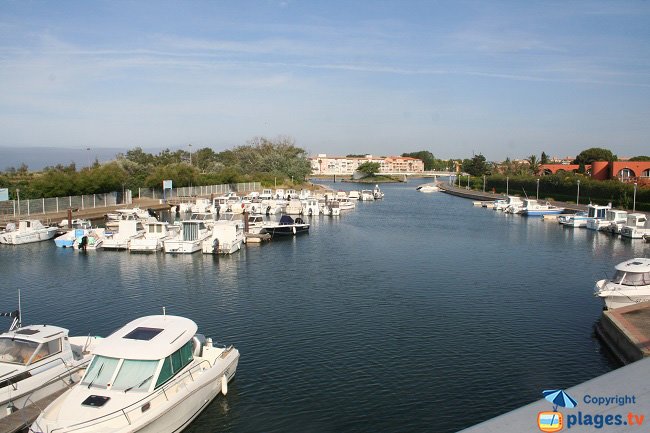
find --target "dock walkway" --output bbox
[0,388,67,433]
[438,183,587,212]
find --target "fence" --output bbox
[137,182,261,200]
[0,191,128,221]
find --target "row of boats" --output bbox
[0,309,239,432]
[476,195,650,310]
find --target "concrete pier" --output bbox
[596,302,650,364]
[0,388,67,433]
[459,357,650,432]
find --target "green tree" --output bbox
[527,155,540,175]
[541,151,550,164]
[573,147,617,165]
[356,162,381,176]
[402,151,436,171]
[629,156,650,161]
[462,154,490,176]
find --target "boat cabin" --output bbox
[0,325,72,368]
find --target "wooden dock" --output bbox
[0,388,67,433]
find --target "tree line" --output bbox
[0,136,311,200]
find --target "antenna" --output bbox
[162,306,166,316]
[17,289,22,329]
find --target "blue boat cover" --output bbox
[279,215,294,225]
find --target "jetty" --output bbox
[437,183,587,212]
[0,388,67,433]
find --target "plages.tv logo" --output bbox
[537,389,577,432]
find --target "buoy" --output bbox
[221,375,228,395]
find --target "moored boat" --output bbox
[32,314,239,433]
[262,215,310,237]
[0,220,58,245]
[164,220,211,254]
[595,258,650,309]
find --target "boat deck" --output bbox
[0,388,68,433]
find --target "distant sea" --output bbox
[1,146,136,171]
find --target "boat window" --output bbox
[111,359,159,391]
[0,338,38,365]
[155,340,194,388]
[81,356,120,389]
[613,271,650,286]
[29,338,62,363]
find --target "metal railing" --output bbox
[0,192,127,221]
[137,182,261,200]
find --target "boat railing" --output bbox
[46,358,216,433]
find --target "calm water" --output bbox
[1,181,647,432]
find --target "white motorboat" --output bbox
[416,184,439,193]
[190,198,214,214]
[58,219,92,230]
[189,212,216,229]
[285,189,298,199]
[105,208,156,231]
[492,199,508,211]
[503,196,524,214]
[0,310,99,419]
[585,203,612,230]
[202,220,245,254]
[601,209,628,233]
[129,222,180,253]
[164,220,211,254]
[595,258,650,309]
[520,199,564,216]
[285,199,303,215]
[0,220,58,245]
[259,189,274,200]
[348,190,360,201]
[558,211,588,227]
[372,185,384,200]
[72,229,106,251]
[32,314,239,433]
[103,219,145,251]
[620,213,649,239]
[301,198,320,216]
[359,189,375,200]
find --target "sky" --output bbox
[1,0,649,162]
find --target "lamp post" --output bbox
[576,180,580,205]
[483,175,486,192]
[86,147,91,168]
[16,188,20,216]
[506,176,509,196]
[536,178,540,200]
[188,144,192,166]
[467,174,470,190]
[633,182,637,212]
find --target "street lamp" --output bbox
[188,144,192,166]
[467,174,470,190]
[536,178,540,200]
[86,147,91,168]
[16,188,20,216]
[483,175,486,192]
[633,182,637,212]
[576,180,580,205]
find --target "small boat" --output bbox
[285,198,304,215]
[72,228,105,251]
[129,222,180,253]
[263,215,310,237]
[259,189,274,200]
[301,198,320,216]
[348,190,360,201]
[620,213,649,239]
[602,209,628,233]
[32,314,239,433]
[58,219,92,230]
[105,208,156,231]
[102,218,145,250]
[595,258,650,309]
[372,185,384,200]
[0,220,59,245]
[360,189,375,200]
[503,196,525,214]
[202,220,245,254]
[416,184,439,193]
[585,203,613,230]
[164,220,211,254]
[520,199,565,216]
[0,309,100,419]
[558,211,588,227]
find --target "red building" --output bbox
[540,161,650,186]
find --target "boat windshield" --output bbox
[0,337,38,365]
[81,356,120,389]
[613,271,650,286]
[112,359,159,392]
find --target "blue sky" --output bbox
[1,0,649,161]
